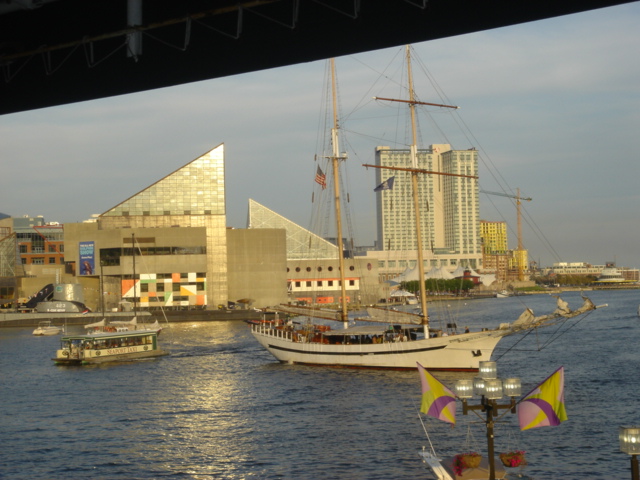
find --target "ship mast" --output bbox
[329,58,349,328]
[132,233,137,316]
[364,45,474,336]
[405,46,430,335]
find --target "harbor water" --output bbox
[1,289,638,479]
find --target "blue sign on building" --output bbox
[79,241,95,276]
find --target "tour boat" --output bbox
[52,328,166,365]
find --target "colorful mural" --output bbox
[122,272,207,307]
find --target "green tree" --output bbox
[400,279,475,295]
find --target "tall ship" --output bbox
[249,48,600,371]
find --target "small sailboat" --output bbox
[249,51,603,371]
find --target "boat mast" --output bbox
[132,233,137,316]
[330,58,349,328]
[364,45,472,336]
[405,45,430,335]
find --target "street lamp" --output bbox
[620,426,640,480]
[454,361,521,480]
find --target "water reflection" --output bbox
[0,289,637,479]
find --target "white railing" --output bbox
[251,323,293,341]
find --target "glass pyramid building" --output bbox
[98,144,228,308]
[102,144,225,217]
[247,199,338,260]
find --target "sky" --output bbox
[1,3,639,269]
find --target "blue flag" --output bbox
[374,176,395,192]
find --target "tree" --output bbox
[400,279,475,295]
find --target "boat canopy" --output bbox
[63,330,158,340]
[323,325,420,336]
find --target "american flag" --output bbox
[315,165,326,189]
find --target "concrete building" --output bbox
[0,215,66,305]
[543,262,639,282]
[480,221,508,255]
[247,199,382,305]
[61,144,288,311]
[3,144,383,311]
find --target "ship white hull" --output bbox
[250,324,505,371]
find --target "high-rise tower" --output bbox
[375,144,481,268]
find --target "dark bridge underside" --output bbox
[0,0,634,116]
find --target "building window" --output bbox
[32,257,44,265]
[19,245,27,253]
[48,257,56,264]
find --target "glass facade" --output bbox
[98,144,228,308]
[247,199,338,260]
[103,145,225,217]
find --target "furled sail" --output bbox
[358,306,423,325]
[271,304,342,322]
[84,319,106,329]
[509,296,597,332]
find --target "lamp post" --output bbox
[620,426,640,480]
[455,361,521,480]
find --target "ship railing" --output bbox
[251,323,292,340]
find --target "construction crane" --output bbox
[480,188,532,281]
